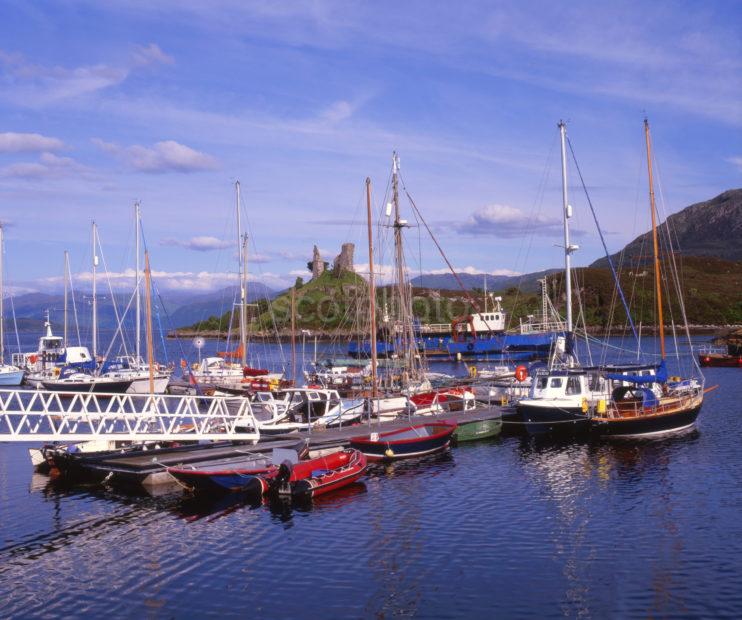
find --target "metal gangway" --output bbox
[0,389,261,442]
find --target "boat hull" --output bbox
[350,423,457,461]
[698,354,742,368]
[0,370,25,386]
[168,468,271,495]
[268,449,367,500]
[591,404,701,438]
[518,404,590,436]
[41,379,134,394]
[453,417,502,442]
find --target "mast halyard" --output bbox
[365,177,378,398]
[92,221,98,361]
[644,118,666,361]
[63,250,69,348]
[235,181,248,368]
[144,251,155,395]
[135,201,141,363]
[0,224,4,365]
[390,152,420,383]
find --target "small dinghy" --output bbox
[168,455,276,496]
[167,446,308,495]
[267,449,367,500]
[349,422,457,461]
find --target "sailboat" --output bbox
[191,181,283,390]
[41,222,133,393]
[516,121,605,435]
[0,225,25,386]
[590,120,710,437]
[99,203,170,393]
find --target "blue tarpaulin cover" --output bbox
[606,360,667,384]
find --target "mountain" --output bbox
[3,284,277,333]
[591,189,742,268]
[410,269,560,293]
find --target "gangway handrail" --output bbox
[0,389,261,442]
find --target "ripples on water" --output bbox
[1,367,741,618]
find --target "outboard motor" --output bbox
[270,460,294,497]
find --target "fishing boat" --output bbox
[267,448,367,500]
[591,120,710,437]
[349,421,457,461]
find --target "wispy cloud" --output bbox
[38,267,287,292]
[0,43,173,106]
[0,152,89,179]
[0,132,65,153]
[93,138,218,173]
[728,157,742,174]
[160,236,232,251]
[455,204,569,238]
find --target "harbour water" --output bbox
[1,335,741,617]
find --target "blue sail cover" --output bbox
[606,360,667,384]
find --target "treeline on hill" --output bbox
[552,256,742,328]
[181,257,742,334]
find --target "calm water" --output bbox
[1,335,741,618]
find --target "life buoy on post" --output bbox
[514,365,528,382]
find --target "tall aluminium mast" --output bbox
[135,201,141,362]
[236,181,248,368]
[91,221,98,360]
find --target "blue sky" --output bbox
[0,0,740,293]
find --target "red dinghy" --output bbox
[350,422,457,462]
[268,449,367,500]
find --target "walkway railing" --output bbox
[0,389,261,442]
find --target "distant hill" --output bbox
[410,269,559,293]
[4,284,277,333]
[591,188,742,268]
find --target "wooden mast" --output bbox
[366,177,378,398]
[644,118,666,360]
[144,251,155,394]
[290,286,297,384]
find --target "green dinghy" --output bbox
[452,414,502,442]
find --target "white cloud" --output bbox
[0,152,88,179]
[423,266,521,277]
[0,132,65,153]
[93,138,218,173]
[38,268,288,292]
[455,203,567,238]
[161,236,232,251]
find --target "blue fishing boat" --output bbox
[349,285,565,362]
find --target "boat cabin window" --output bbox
[566,377,581,395]
[549,378,563,389]
[537,377,548,390]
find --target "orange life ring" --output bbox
[515,365,528,382]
